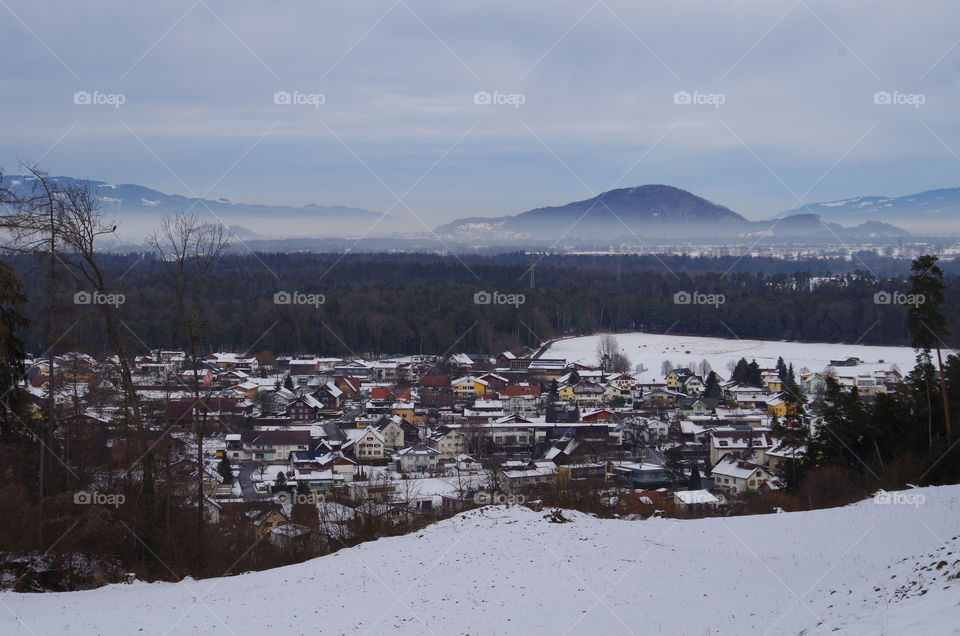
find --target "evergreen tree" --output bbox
[0,261,28,438]
[283,375,294,391]
[703,371,722,399]
[907,255,952,438]
[747,360,763,387]
[776,356,788,381]
[216,455,234,485]
[731,358,750,385]
[687,464,702,490]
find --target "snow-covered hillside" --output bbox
[544,332,917,383]
[2,486,958,635]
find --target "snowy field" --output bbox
[545,332,920,383]
[2,485,958,635]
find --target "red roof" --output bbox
[371,387,412,400]
[419,375,449,388]
[501,384,541,397]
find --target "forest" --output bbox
[9,250,960,358]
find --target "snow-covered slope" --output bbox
[544,331,916,383]
[2,486,958,635]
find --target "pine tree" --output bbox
[747,360,763,387]
[776,356,788,381]
[216,455,234,485]
[908,255,952,438]
[703,371,722,399]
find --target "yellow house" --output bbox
[557,384,575,401]
[766,398,788,418]
[250,508,288,539]
[665,370,681,389]
[452,376,488,397]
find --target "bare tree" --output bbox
[8,168,158,553]
[597,334,631,374]
[149,212,231,566]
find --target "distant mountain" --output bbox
[435,185,909,243]
[1,174,394,238]
[754,213,910,240]
[780,188,960,234]
[435,185,751,241]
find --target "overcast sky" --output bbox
[3,0,960,225]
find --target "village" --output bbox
[20,337,911,551]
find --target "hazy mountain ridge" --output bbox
[436,184,911,242]
[782,187,960,233]
[1,174,396,240]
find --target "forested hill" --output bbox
[13,252,960,357]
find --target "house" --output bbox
[374,415,408,450]
[289,450,357,483]
[765,442,806,473]
[678,398,718,417]
[801,373,830,395]
[395,445,440,473]
[526,359,568,382]
[679,375,705,396]
[673,489,720,512]
[451,376,488,397]
[180,368,213,387]
[495,351,517,367]
[285,394,324,422]
[311,382,343,410]
[455,454,480,472]
[708,427,777,465]
[206,352,259,374]
[224,502,288,539]
[766,396,788,418]
[572,381,604,405]
[476,372,509,391]
[499,383,541,412]
[608,461,672,488]
[641,388,683,408]
[579,408,621,424]
[428,426,468,460]
[333,376,363,400]
[343,426,386,461]
[237,430,313,462]
[665,368,695,390]
[710,451,775,493]
[762,371,783,393]
[499,461,558,491]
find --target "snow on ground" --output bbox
[2,485,958,635]
[545,332,918,383]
